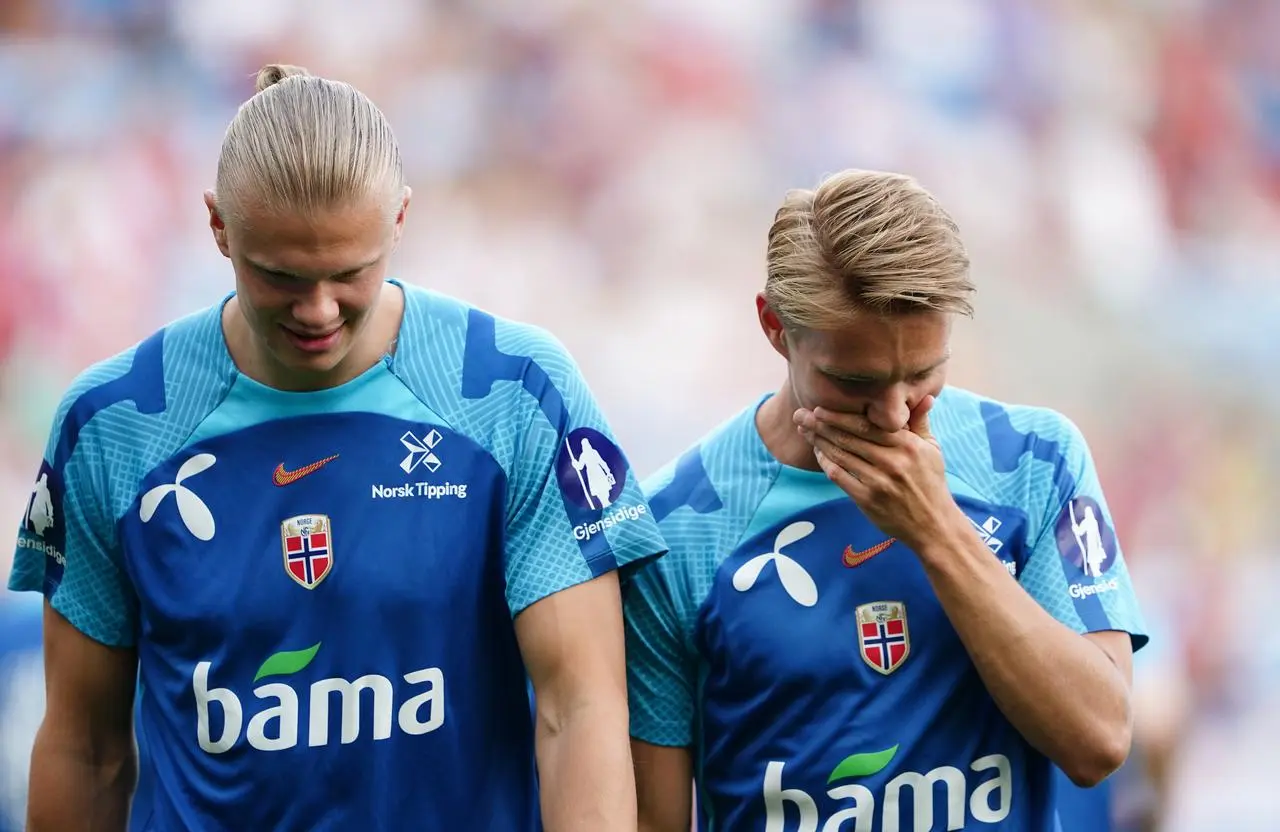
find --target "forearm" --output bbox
[633,741,694,832]
[914,511,1131,784]
[536,700,636,831]
[27,727,136,832]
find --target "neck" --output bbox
[756,382,823,471]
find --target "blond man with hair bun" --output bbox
[625,169,1147,832]
[9,64,666,831]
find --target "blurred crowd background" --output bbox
[1,0,1278,829]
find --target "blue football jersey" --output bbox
[625,388,1147,832]
[1053,770,1112,832]
[8,281,666,831]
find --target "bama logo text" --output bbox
[764,745,1011,831]
[194,643,444,754]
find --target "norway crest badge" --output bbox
[856,600,910,675]
[281,514,333,589]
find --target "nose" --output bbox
[290,284,340,331]
[865,385,911,432]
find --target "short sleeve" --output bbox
[624,560,696,747]
[502,339,667,616]
[8,410,138,648]
[1016,418,1148,651]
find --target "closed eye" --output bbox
[276,268,367,284]
[827,374,878,393]
[255,266,305,286]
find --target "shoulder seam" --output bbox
[684,461,782,639]
[387,368,463,436]
[723,463,784,561]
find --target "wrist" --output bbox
[909,506,979,567]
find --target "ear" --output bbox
[391,185,412,247]
[204,190,231,258]
[757,293,791,359]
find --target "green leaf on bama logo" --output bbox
[827,744,898,784]
[253,643,321,682]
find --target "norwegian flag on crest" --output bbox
[280,514,333,589]
[856,600,910,675]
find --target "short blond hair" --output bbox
[214,64,404,222]
[765,169,974,329]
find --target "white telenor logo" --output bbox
[140,453,217,541]
[1069,501,1108,577]
[731,521,819,607]
[26,473,54,537]
[400,430,442,474]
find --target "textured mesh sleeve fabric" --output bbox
[497,325,667,616]
[9,364,139,647]
[1016,415,1148,649]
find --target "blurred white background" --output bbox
[1,0,1278,829]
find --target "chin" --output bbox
[293,349,350,372]
[273,342,350,374]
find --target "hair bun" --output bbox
[254,63,311,94]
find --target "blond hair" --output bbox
[765,169,974,330]
[214,64,404,222]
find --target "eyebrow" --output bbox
[244,256,381,281]
[821,354,951,384]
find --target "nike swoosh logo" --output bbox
[843,537,897,568]
[273,455,340,487]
